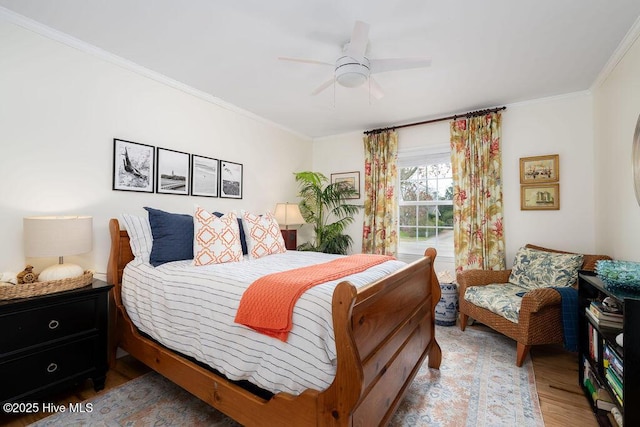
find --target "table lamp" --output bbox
[273,203,305,250]
[23,216,93,281]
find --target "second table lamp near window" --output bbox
[23,216,93,281]
[273,203,305,250]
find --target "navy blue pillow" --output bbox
[145,207,194,266]
[213,212,248,255]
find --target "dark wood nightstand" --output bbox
[281,229,297,250]
[0,279,113,403]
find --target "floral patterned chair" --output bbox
[457,244,611,366]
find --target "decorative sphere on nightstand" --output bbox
[38,263,84,281]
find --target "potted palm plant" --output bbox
[294,171,360,255]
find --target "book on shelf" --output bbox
[588,323,598,362]
[610,407,623,427]
[604,344,624,378]
[607,366,623,390]
[605,369,624,406]
[585,307,624,329]
[583,360,617,412]
[594,386,616,411]
[607,410,620,427]
[590,301,623,322]
[597,398,617,412]
[589,323,600,362]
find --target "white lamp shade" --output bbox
[23,216,93,258]
[273,203,305,227]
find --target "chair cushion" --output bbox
[464,283,528,323]
[508,246,583,289]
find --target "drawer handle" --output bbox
[48,320,60,330]
[47,363,58,373]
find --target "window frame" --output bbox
[397,144,454,261]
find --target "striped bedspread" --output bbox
[235,254,394,341]
[121,251,406,395]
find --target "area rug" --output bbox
[32,326,543,426]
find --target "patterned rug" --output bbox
[33,326,543,426]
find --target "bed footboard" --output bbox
[321,248,441,426]
[107,218,440,426]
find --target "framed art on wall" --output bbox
[521,183,560,210]
[191,155,219,197]
[331,171,360,199]
[220,160,243,199]
[112,138,155,193]
[156,147,190,195]
[519,154,559,184]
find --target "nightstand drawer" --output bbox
[0,337,97,401]
[0,298,98,355]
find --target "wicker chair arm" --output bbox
[581,254,613,272]
[520,287,562,314]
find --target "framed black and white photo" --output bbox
[156,147,190,195]
[191,155,219,197]
[219,160,243,199]
[112,138,155,193]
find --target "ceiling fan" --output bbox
[279,21,431,99]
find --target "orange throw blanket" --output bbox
[234,254,394,341]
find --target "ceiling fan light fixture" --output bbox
[279,21,431,98]
[335,56,370,88]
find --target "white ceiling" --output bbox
[2,0,640,139]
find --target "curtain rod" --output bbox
[363,106,507,135]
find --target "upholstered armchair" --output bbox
[457,244,611,366]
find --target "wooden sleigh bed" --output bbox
[106,218,442,426]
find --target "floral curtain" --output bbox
[362,130,398,255]
[450,112,506,272]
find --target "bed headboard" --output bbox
[107,218,134,286]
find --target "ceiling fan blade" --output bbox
[345,21,369,59]
[311,77,336,96]
[367,77,385,99]
[278,57,333,67]
[369,57,432,74]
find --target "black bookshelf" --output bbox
[578,272,640,426]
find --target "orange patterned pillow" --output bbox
[242,211,287,259]
[193,206,243,265]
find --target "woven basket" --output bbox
[0,271,93,301]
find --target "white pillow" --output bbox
[193,206,243,265]
[120,214,153,263]
[242,211,286,259]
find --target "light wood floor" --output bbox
[530,343,598,427]
[1,331,598,427]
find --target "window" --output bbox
[398,146,453,261]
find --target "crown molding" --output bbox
[591,14,640,90]
[0,7,311,141]
[505,90,591,109]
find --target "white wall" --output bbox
[0,20,312,278]
[593,32,640,262]
[502,94,596,262]
[309,131,366,252]
[312,93,597,270]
